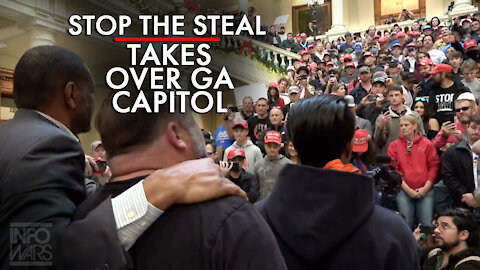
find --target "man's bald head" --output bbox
[269,107,284,126]
[13,45,92,110]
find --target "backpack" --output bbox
[455,256,480,268]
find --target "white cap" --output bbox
[344,95,356,108]
[91,140,102,151]
[287,65,295,71]
[456,92,476,102]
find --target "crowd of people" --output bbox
[205,12,480,269]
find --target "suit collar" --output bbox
[14,109,78,141]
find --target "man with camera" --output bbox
[224,118,263,175]
[397,8,415,22]
[220,149,260,203]
[357,74,389,131]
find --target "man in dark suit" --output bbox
[73,89,287,269]
[0,46,246,269]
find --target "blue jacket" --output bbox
[256,163,421,270]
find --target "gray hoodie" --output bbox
[223,140,262,175]
[255,155,292,200]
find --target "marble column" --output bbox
[28,26,55,48]
[329,0,346,33]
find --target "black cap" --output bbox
[297,65,310,75]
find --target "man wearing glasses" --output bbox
[422,209,480,269]
[432,93,478,151]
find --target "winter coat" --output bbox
[442,139,476,207]
[224,140,263,175]
[388,133,439,189]
[255,164,421,270]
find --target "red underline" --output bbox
[114,37,221,42]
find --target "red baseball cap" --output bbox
[373,34,380,39]
[344,54,353,61]
[406,31,413,36]
[378,37,388,43]
[307,44,315,50]
[300,50,309,56]
[428,64,453,74]
[232,118,248,129]
[411,31,421,36]
[309,62,318,71]
[407,42,417,47]
[345,62,355,68]
[465,39,478,50]
[227,149,246,159]
[326,61,334,66]
[295,33,300,38]
[268,82,278,89]
[419,58,434,66]
[264,131,282,145]
[363,52,375,58]
[396,31,405,38]
[300,32,307,38]
[352,129,369,153]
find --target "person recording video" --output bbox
[398,8,415,22]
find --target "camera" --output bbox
[367,155,402,201]
[367,94,377,102]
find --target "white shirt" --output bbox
[35,111,163,250]
[471,144,479,189]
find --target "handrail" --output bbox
[213,35,301,75]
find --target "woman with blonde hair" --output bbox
[388,113,439,229]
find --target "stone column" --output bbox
[28,26,55,48]
[329,0,346,33]
[239,0,248,15]
[451,0,476,15]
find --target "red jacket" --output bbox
[388,133,440,189]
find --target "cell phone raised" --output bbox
[228,106,239,113]
[93,160,107,173]
[419,225,433,235]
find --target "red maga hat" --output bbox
[227,149,246,159]
[428,64,453,74]
[264,131,282,145]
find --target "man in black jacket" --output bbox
[255,95,420,270]
[0,46,246,269]
[74,89,287,269]
[442,115,480,208]
[221,149,260,203]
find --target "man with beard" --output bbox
[423,209,480,270]
[443,115,480,208]
[428,64,470,127]
[74,90,287,269]
[417,58,436,98]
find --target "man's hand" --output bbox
[93,165,112,185]
[413,225,425,241]
[84,155,99,177]
[219,161,233,177]
[378,111,392,129]
[462,193,479,208]
[361,95,373,105]
[376,94,385,108]
[452,130,465,141]
[441,121,456,138]
[143,158,247,211]
[413,84,421,96]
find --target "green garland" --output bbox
[215,44,287,75]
